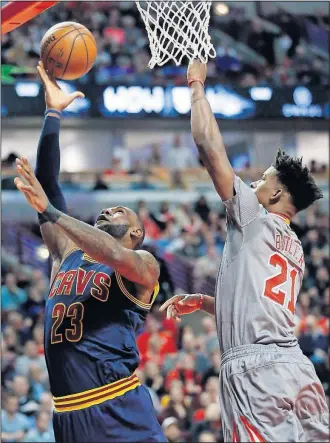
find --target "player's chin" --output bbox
[95,221,111,231]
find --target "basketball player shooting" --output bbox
[14,62,166,443]
[160,60,329,443]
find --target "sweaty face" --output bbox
[94,206,141,243]
[250,166,282,208]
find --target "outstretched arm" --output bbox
[188,60,235,201]
[35,111,70,262]
[159,294,215,322]
[14,159,159,291]
[35,62,84,264]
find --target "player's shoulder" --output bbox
[136,250,160,276]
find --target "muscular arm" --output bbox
[42,205,159,290]
[190,82,235,201]
[35,112,71,263]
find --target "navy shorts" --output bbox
[53,385,166,443]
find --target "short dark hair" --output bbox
[273,149,323,212]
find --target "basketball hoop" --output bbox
[135,1,216,68]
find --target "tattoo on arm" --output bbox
[41,204,159,289]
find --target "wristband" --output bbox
[197,294,204,310]
[188,79,204,88]
[41,203,61,223]
[45,109,61,117]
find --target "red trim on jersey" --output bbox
[232,423,240,442]
[270,212,290,225]
[240,416,266,442]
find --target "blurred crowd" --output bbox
[2,192,329,442]
[1,1,328,86]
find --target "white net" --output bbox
[136,1,216,68]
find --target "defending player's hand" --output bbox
[159,294,203,322]
[37,61,85,112]
[14,157,49,213]
[187,59,207,86]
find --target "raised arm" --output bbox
[14,160,159,291]
[35,62,84,264]
[188,60,235,201]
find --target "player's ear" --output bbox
[270,188,282,204]
[130,228,143,243]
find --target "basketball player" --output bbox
[13,62,166,443]
[160,60,329,442]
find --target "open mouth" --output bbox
[96,215,109,223]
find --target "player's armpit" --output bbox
[223,175,261,227]
[190,78,235,201]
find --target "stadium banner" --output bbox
[2,82,329,120]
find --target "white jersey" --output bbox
[215,176,305,353]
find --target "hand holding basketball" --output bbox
[37,61,84,112]
[14,157,49,214]
[159,294,203,322]
[187,60,207,87]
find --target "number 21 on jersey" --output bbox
[263,253,299,315]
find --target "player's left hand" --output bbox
[187,59,207,86]
[37,61,85,112]
[159,294,203,322]
[14,157,49,213]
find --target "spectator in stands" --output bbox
[131,169,157,190]
[194,245,221,286]
[144,361,166,398]
[274,10,301,58]
[1,152,18,168]
[1,394,30,443]
[298,314,328,358]
[170,170,189,190]
[191,403,223,442]
[2,273,28,312]
[23,411,55,442]
[166,135,197,169]
[201,350,221,387]
[38,392,54,415]
[160,381,191,431]
[198,430,217,442]
[59,172,81,191]
[198,317,218,355]
[161,417,184,443]
[28,362,48,402]
[10,375,39,416]
[112,144,131,172]
[167,227,201,259]
[149,143,163,166]
[247,18,280,67]
[1,2,327,86]
[205,377,220,404]
[194,196,211,223]
[92,173,109,191]
[15,340,47,378]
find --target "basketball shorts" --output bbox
[53,384,166,443]
[219,344,329,442]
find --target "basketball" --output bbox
[40,22,97,80]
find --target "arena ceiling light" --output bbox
[214,3,229,16]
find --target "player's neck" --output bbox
[270,212,291,225]
[266,205,292,224]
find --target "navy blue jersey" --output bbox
[44,247,158,398]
